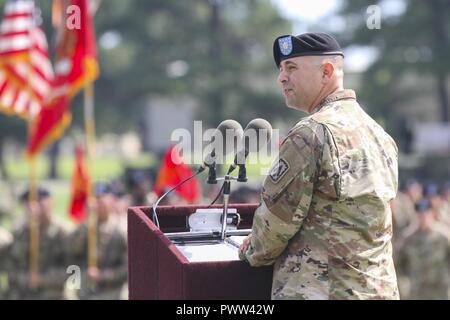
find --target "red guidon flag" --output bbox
[154,145,201,203]
[0,0,54,118]
[26,0,99,158]
[69,143,89,223]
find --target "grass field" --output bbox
[5,155,125,180]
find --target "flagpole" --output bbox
[28,119,40,277]
[28,0,39,278]
[84,83,97,270]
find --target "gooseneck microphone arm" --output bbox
[151,171,202,229]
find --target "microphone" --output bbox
[198,119,244,173]
[227,118,272,175]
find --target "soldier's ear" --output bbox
[321,62,334,80]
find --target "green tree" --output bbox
[1,0,295,178]
[87,0,294,133]
[334,0,450,129]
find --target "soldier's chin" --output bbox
[285,99,304,111]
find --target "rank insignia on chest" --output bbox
[269,158,290,183]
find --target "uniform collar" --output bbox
[311,89,356,114]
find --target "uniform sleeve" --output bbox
[241,123,325,267]
[0,231,12,272]
[99,233,128,287]
[5,228,29,295]
[66,224,88,267]
[39,227,72,290]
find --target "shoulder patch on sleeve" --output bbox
[269,158,290,183]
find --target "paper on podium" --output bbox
[175,235,248,263]
[176,242,240,262]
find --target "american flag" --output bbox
[0,0,54,118]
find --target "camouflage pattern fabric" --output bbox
[240,90,400,300]
[67,215,127,300]
[6,218,72,300]
[396,223,450,300]
[0,227,12,298]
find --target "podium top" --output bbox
[129,204,259,233]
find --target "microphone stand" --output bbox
[218,163,247,241]
[220,175,231,241]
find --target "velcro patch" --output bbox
[269,158,290,183]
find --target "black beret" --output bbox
[95,182,113,196]
[415,199,432,214]
[273,32,344,68]
[423,183,439,197]
[20,187,51,203]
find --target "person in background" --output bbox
[396,199,450,300]
[424,182,450,230]
[392,179,422,242]
[67,183,127,300]
[6,187,71,300]
[0,226,12,299]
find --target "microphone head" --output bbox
[232,118,272,168]
[205,119,243,165]
[242,118,272,154]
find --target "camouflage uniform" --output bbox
[68,215,127,300]
[0,227,12,298]
[434,205,450,232]
[396,223,450,300]
[0,226,11,264]
[240,90,400,300]
[392,192,417,239]
[6,218,71,300]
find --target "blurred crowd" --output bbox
[0,182,129,300]
[392,179,450,300]
[0,169,262,300]
[1,172,450,300]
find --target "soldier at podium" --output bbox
[239,32,399,300]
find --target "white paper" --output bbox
[176,242,240,262]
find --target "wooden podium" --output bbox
[127,204,273,300]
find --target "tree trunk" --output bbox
[437,74,450,122]
[429,0,450,122]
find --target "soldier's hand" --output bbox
[240,234,252,254]
[87,267,102,283]
[28,271,42,289]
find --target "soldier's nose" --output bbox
[278,73,288,84]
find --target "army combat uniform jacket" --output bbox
[0,227,12,298]
[68,215,127,300]
[396,223,450,300]
[7,218,71,300]
[240,90,400,300]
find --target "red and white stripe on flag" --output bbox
[0,0,54,118]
